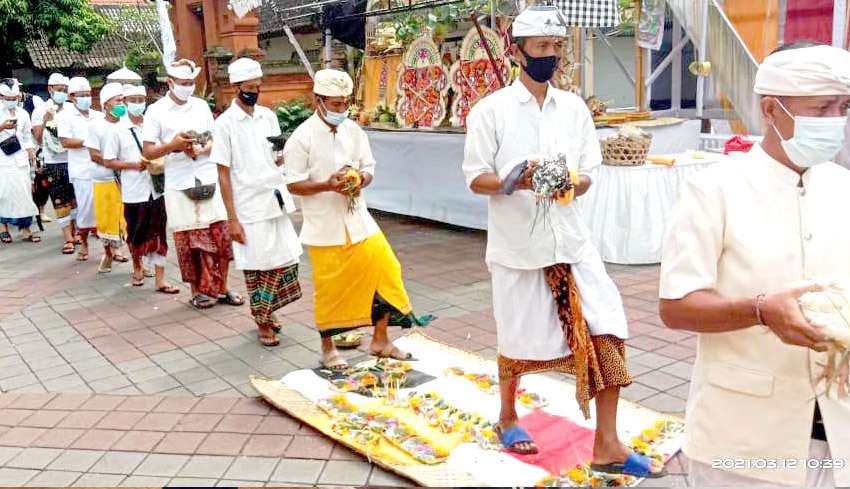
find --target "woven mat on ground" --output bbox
[251,330,684,487]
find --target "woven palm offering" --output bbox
[799,281,850,398]
[601,125,652,166]
[531,153,578,231]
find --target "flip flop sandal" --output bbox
[112,254,129,263]
[0,232,11,243]
[98,255,113,273]
[218,291,245,306]
[189,294,217,310]
[591,452,668,479]
[259,332,280,347]
[156,285,180,295]
[321,351,349,371]
[143,269,155,278]
[130,273,145,287]
[495,425,539,455]
[371,344,413,360]
[22,235,41,243]
[62,241,75,254]
[76,251,89,262]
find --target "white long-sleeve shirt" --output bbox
[0,107,34,168]
[461,80,602,269]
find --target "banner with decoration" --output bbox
[395,38,450,128]
[251,331,685,487]
[449,26,510,127]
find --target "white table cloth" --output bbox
[579,154,725,265]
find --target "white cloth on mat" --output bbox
[688,439,835,487]
[491,247,628,361]
[162,186,227,233]
[71,178,95,230]
[0,166,38,219]
[233,215,303,271]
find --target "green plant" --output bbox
[391,0,492,45]
[108,2,162,72]
[0,0,111,71]
[274,99,314,134]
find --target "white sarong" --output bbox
[491,247,629,361]
[0,166,37,219]
[71,177,96,230]
[233,215,303,271]
[163,186,228,233]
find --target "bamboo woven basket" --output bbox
[601,134,652,166]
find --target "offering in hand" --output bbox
[799,281,850,398]
[530,153,578,230]
[339,165,361,213]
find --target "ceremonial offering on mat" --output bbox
[332,331,363,349]
[443,367,549,409]
[408,392,501,449]
[317,395,450,464]
[799,281,850,398]
[328,358,413,396]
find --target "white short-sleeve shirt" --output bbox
[84,116,119,182]
[461,80,602,269]
[142,94,217,190]
[210,100,294,224]
[283,114,379,246]
[0,107,34,168]
[31,101,70,164]
[57,105,103,180]
[103,118,161,204]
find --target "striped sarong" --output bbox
[244,263,302,326]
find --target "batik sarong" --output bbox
[173,220,233,297]
[244,263,302,326]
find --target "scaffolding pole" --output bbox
[695,0,709,118]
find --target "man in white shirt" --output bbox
[212,58,303,347]
[84,82,129,273]
[0,79,39,244]
[285,69,419,370]
[104,83,178,294]
[461,6,661,477]
[58,76,104,262]
[142,59,242,310]
[32,73,77,253]
[659,43,850,487]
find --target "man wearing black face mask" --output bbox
[211,57,303,347]
[462,5,661,479]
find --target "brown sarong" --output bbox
[124,196,168,259]
[244,264,302,326]
[173,221,234,297]
[497,263,632,419]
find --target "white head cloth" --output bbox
[48,73,69,87]
[313,69,353,97]
[107,66,142,83]
[99,82,123,107]
[0,80,20,98]
[228,57,263,84]
[166,59,201,80]
[512,5,568,38]
[68,77,91,94]
[755,45,850,96]
[123,84,146,97]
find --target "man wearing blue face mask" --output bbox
[659,41,850,487]
[57,76,104,262]
[285,69,421,371]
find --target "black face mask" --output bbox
[518,45,558,83]
[238,90,259,106]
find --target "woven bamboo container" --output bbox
[601,134,653,166]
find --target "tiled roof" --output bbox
[27,2,161,70]
[258,0,321,35]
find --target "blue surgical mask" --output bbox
[774,100,847,168]
[3,100,17,110]
[74,96,92,111]
[52,91,68,104]
[320,99,349,126]
[127,102,146,116]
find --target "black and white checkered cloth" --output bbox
[552,0,619,27]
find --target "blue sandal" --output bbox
[591,451,667,478]
[496,425,539,454]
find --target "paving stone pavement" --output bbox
[0,211,692,486]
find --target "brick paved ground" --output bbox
[0,211,692,486]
